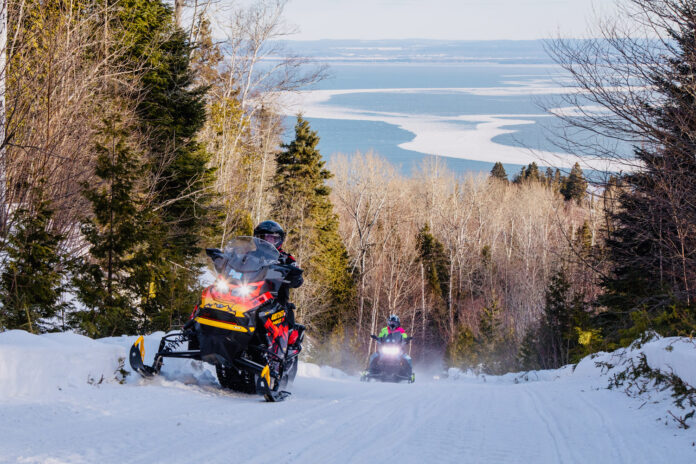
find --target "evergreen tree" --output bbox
[416,224,450,349]
[72,117,149,337]
[490,162,508,182]
[553,168,562,187]
[447,324,477,368]
[513,162,542,184]
[416,224,449,299]
[534,269,588,368]
[478,298,503,347]
[474,295,515,374]
[272,116,354,334]
[544,167,554,186]
[0,193,68,333]
[597,3,696,344]
[115,0,217,330]
[560,162,588,203]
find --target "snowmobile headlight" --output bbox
[215,279,230,293]
[231,284,252,297]
[381,345,401,356]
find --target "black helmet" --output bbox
[253,220,286,249]
[387,314,400,330]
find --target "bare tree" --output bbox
[197,0,327,244]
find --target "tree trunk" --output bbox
[174,0,185,28]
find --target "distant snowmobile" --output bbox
[360,333,415,383]
[129,236,304,402]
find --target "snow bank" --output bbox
[444,364,576,384]
[4,328,692,400]
[100,332,219,387]
[297,362,350,380]
[445,335,696,392]
[0,329,354,401]
[0,330,126,398]
[573,335,696,387]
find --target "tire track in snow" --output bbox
[522,384,576,463]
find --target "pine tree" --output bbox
[114,0,217,330]
[490,162,508,182]
[0,193,68,333]
[597,3,696,343]
[72,117,149,338]
[544,167,554,186]
[416,224,450,349]
[513,162,542,184]
[416,224,449,299]
[190,14,224,88]
[553,168,562,187]
[478,298,502,347]
[272,116,354,334]
[474,295,516,374]
[534,269,588,368]
[560,162,587,203]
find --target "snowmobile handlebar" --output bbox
[370,334,414,343]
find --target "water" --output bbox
[313,62,561,90]
[292,117,499,174]
[280,44,610,177]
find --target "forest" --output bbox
[0,0,695,375]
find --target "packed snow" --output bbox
[1,330,695,463]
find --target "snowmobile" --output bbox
[129,236,304,402]
[360,332,415,383]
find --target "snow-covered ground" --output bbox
[1,330,695,464]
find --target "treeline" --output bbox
[326,153,597,372]
[0,0,345,342]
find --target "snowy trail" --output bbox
[1,332,695,463]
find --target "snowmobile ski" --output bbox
[129,333,200,378]
[258,365,291,402]
[129,336,158,377]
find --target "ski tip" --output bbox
[133,336,145,361]
[261,365,271,387]
[264,391,291,402]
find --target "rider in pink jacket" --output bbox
[367,315,412,377]
[378,318,407,339]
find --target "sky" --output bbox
[283,0,620,41]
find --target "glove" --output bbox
[287,266,304,288]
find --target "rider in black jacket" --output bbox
[253,220,304,346]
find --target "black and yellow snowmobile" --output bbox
[129,236,304,402]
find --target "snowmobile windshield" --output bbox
[220,236,280,275]
[383,332,404,344]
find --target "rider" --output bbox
[379,314,407,339]
[368,314,411,375]
[253,220,304,347]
